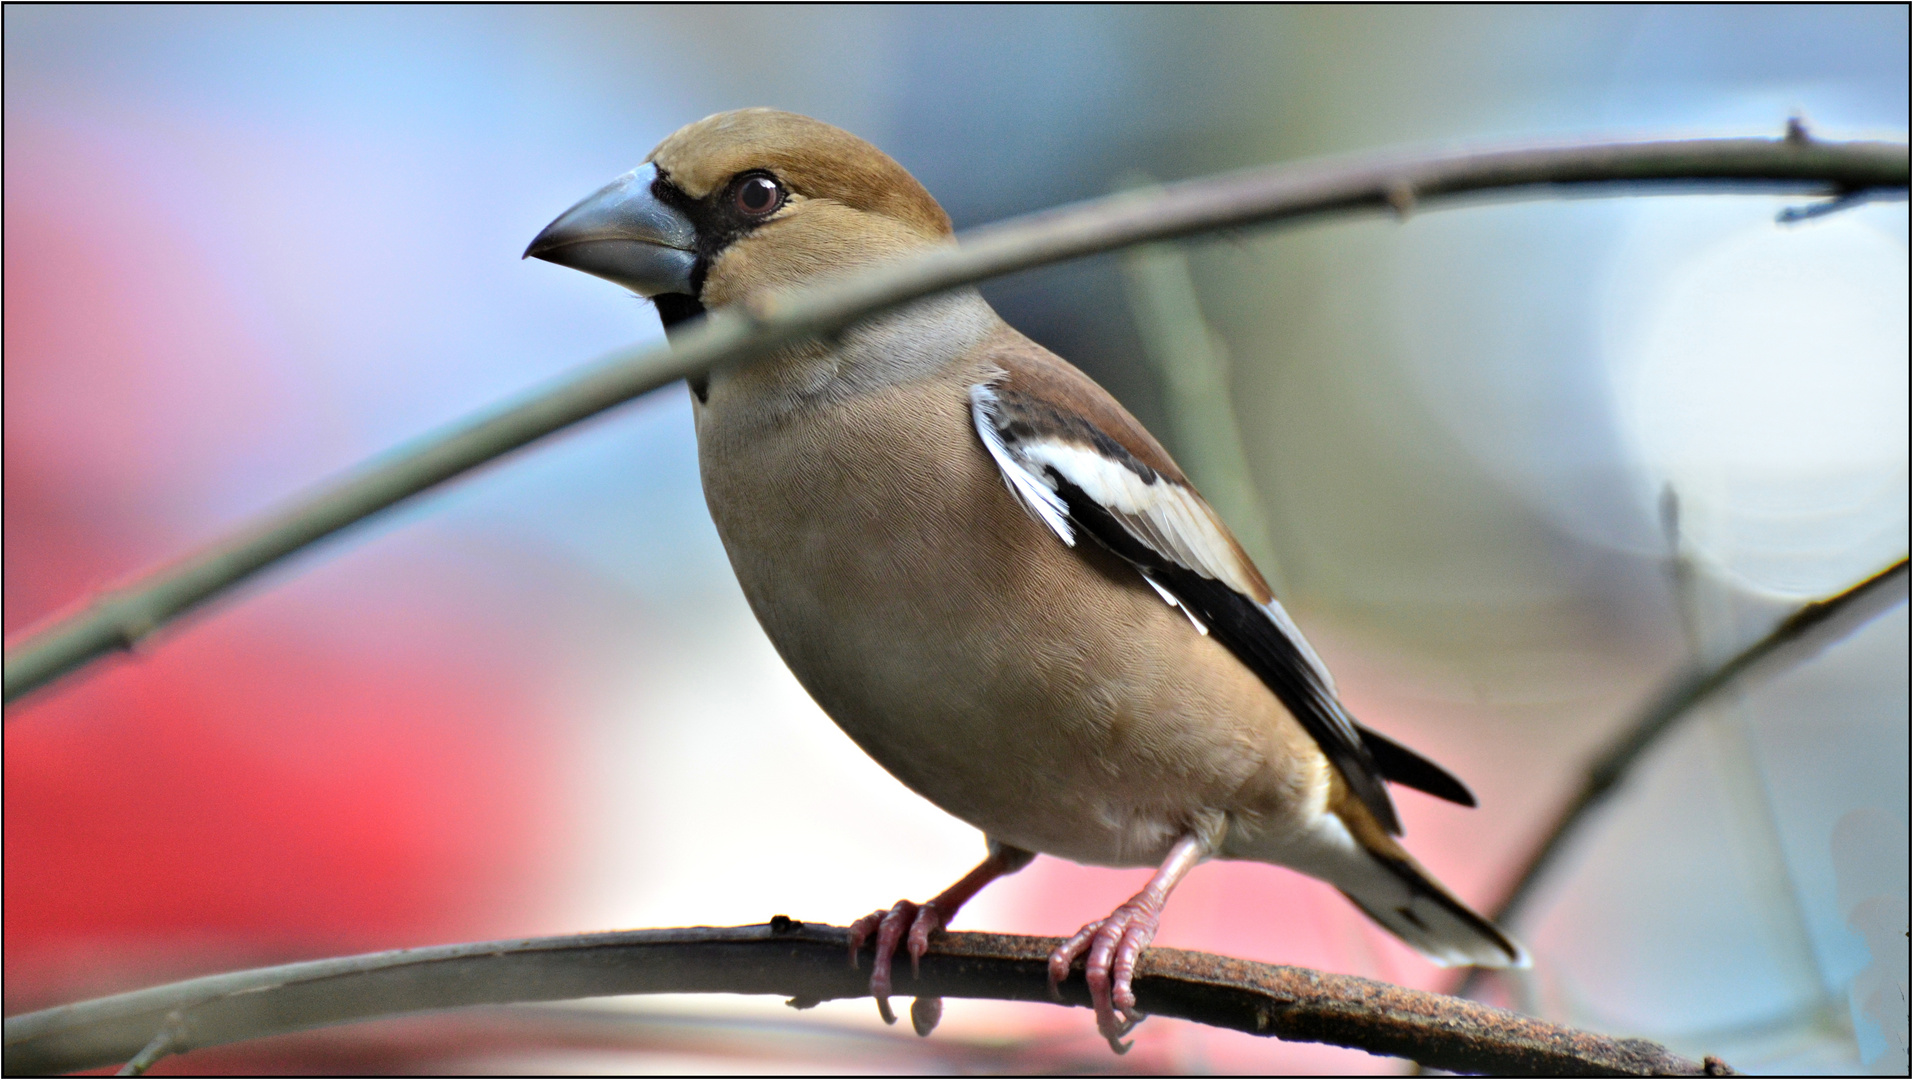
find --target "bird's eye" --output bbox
[735,175,783,216]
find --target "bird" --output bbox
[525,108,1525,1052]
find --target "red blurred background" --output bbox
[7,7,1905,1074]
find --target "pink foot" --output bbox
[1047,894,1165,1053]
[847,899,945,1031]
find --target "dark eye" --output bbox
[735,174,783,216]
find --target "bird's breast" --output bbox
[692,355,1323,867]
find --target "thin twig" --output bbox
[1776,189,1881,223]
[2,920,1733,1076]
[111,1013,178,1076]
[2,134,1904,704]
[1661,491,1830,1019]
[1456,557,1911,1002]
[1123,239,1288,595]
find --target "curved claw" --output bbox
[1048,898,1162,1052]
[1100,1010,1142,1055]
[840,847,1035,1039]
[852,899,946,1026]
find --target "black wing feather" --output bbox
[1358,724,1476,807]
[1049,478,1407,835]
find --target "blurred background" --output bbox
[5,6,1906,1074]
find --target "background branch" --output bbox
[4,921,1735,1077]
[1457,557,1912,1002]
[4,133,1906,704]
[1123,236,1289,595]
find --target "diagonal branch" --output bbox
[2,921,1734,1077]
[1457,557,1911,1002]
[4,133,1906,704]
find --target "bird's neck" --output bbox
[699,289,1002,425]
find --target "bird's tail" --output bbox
[1332,844,1528,968]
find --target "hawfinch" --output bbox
[527,109,1524,1051]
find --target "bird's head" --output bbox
[525,108,953,329]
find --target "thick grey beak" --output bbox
[524,163,698,297]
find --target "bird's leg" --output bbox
[1047,833,1206,1053]
[847,841,1034,1032]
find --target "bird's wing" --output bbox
[971,344,1470,834]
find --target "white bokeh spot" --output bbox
[1611,212,1910,597]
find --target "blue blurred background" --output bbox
[5,6,1906,1074]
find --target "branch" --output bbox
[4,133,1905,704]
[1457,557,1911,1001]
[2,920,1734,1076]
[88,1002,1135,1074]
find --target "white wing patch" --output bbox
[971,379,1344,700]
[970,384,1074,547]
[1012,437,1263,600]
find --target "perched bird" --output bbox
[527,108,1525,1051]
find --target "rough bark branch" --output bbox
[4,133,1906,704]
[1457,556,1911,1002]
[3,921,1735,1076]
